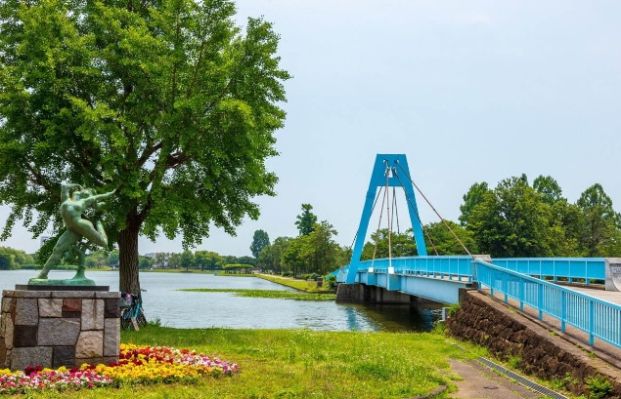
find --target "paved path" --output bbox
[450,360,540,399]
[568,286,621,305]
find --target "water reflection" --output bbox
[345,306,362,331]
[0,270,440,332]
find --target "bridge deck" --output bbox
[567,286,621,306]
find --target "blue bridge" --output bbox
[336,154,621,350]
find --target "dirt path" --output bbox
[449,359,541,399]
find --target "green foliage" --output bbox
[551,372,579,391]
[533,175,563,203]
[194,250,222,271]
[362,229,416,260]
[447,304,460,317]
[586,375,613,399]
[257,236,291,273]
[180,250,194,271]
[250,229,270,258]
[258,220,348,276]
[0,246,34,269]
[361,223,476,259]
[107,250,120,267]
[223,255,256,266]
[506,355,522,369]
[459,182,490,225]
[138,255,153,270]
[84,249,118,268]
[149,250,255,271]
[257,274,333,293]
[423,222,478,255]
[295,203,318,236]
[0,0,289,293]
[283,221,346,275]
[459,175,621,257]
[223,263,252,273]
[179,288,336,301]
[577,184,621,256]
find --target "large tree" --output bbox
[0,0,289,294]
[577,184,621,256]
[295,203,317,236]
[461,176,569,257]
[250,229,270,258]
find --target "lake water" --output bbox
[0,270,440,331]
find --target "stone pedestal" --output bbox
[0,288,120,370]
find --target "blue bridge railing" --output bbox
[490,258,606,284]
[338,257,607,285]
[474,259,621,347]
[354,256,474,281]
[337,256,617,348]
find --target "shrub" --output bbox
[586,376,613,399]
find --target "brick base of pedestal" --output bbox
[0,289,120,370]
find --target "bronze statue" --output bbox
[31,181,115,284]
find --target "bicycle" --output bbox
[120,293,147,330]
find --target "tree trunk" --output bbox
[118,213,141,295]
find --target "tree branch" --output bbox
[138,141,163,166]
[25,163,52,191]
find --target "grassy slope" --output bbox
[256,274,333,293]
[179,288,336,301]
[23,326,482,399]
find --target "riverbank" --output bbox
[141,269,256,277]
[256,273,333,293]
[179,288,336,301]
[142,268,216,274]
[18,326,483,398]
[214,271,256,277]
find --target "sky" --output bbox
[1,0,621,256]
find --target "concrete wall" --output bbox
[336,284,414,305]
[605,258,621,291]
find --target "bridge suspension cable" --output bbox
[392,169,439,256]
[385,165,392,269]
[348,185,385,251]
[395,161,472,257]
[392,187,400,234]
[370,181,389,270]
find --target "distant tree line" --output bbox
[141,251,256,271]
[460,175,621,257]
[0,245,256,272]
[255,204,350,277]
[0,247,35,270]
[361,175,621,259]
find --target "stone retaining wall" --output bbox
[0,290,120,370]
[447,290,621,397]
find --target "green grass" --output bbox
[19,326,483,399]
[256,274,333,293]
[179,288,336,301]
[214,272,256,277]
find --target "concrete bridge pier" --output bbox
[336,283,415,305]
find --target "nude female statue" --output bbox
[36,181,116,279]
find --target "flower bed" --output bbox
[0,344,238,394]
